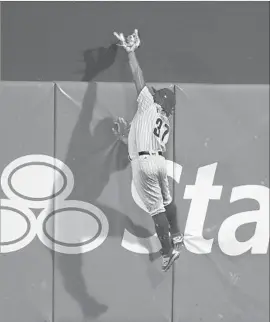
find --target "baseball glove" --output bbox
[113,29,141,53]
[112,117,130,144]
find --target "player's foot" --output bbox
[172,234,184,252]
[161,249,180,272]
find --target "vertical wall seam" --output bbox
[170,84,177,322]
[52,81,57,322]
[0,2,2,81]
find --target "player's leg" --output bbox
[165,203,184,251]
[158,157,184,250]
[164,202,182,238]
[151,210,180,272]
[132,156,179,271]
[151,211,173,257]
[132,157,173,254]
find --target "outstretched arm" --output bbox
[127,51,145,95]
[114,29,153,95]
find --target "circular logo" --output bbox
[1,155,74,208]
[0,199,37,253]
[36,200,109,254]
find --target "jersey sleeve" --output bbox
[137,86,154,113]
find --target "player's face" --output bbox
[154,89,175,117]
[164,103,175,118]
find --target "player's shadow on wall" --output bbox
[52,43,160,322]
[81,44,117,81]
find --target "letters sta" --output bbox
[127,162,269,256]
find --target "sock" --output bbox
[165,203,181,238]
[152,212,173,256]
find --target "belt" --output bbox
[129,151,163,161]
[139,151,163,156]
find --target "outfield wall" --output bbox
[0,82,269,322]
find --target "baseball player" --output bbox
[113,30,183,272]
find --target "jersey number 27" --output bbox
[153,118,170,143]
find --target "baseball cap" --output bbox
[152,87,176,107]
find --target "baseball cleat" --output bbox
[162,249,180,272]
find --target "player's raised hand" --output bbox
[113,32,127,47]
[126,29,140,49]
[113,31,130,51]
[113,29,140,53]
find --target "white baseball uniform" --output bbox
[128,86,172,216]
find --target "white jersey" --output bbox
[128,86,170,159]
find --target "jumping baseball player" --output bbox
[113,30,183,272]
